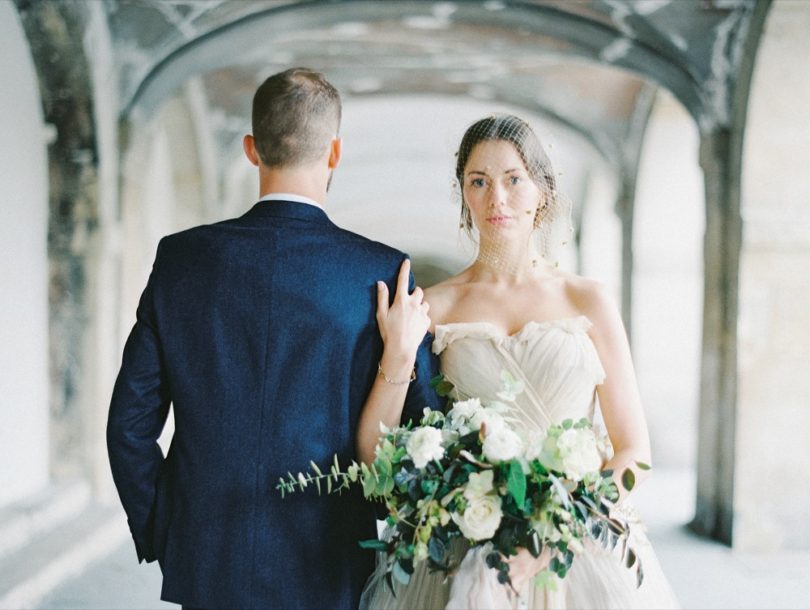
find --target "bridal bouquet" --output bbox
[277,372,645,592]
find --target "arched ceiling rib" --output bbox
[100,0,762,192]
[113,0,759,130]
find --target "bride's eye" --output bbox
[470,177,486,188]
[508,175,521,186]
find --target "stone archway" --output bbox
[113,0,772,546]
[11,0,776,549]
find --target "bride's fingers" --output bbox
[411,286,424,304]
[504,548,550,592]
[395,259,411,302]
[376,281,389,321]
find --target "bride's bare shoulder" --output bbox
[423,272,470,324]
[561,274,623,332]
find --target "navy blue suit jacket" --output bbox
[107,200,442,609]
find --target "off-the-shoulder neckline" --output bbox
[433,315,592,339]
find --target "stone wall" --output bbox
[736,0,810,551]
[0,1,50,507]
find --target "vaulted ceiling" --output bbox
[107,0,762,174]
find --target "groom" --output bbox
[107,68,441,609]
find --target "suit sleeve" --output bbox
[401,267,445,424]
[106,241,172,563]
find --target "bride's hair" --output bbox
[455,114,562,237]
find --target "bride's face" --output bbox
[462,140,543,241]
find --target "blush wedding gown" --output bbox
[360,316,679,610]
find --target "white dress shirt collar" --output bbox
[258,192,323,209]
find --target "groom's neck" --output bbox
[258,164,328,205]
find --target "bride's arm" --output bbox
[356,259,431,465]
[580,281,652,500]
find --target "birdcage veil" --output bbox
[452,114,572,272]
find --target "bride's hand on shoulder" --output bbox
[376,258,431,372]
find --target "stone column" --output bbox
[615,177,635,343]
[15,1,99,482]
[692,128,740,545]
[691,0,772,547]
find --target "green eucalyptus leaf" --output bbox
[438,380,455,396]
[625,548,637,569]
[359,539,389,551]
[362,470,378,497]
[621,468,636,492]
[507,459,527,509]
[529,531,542,558]
[428,537,447,564]
[635,461,651,471]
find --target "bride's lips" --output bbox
[486,215,512,226]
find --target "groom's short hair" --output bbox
[251,68,341,168]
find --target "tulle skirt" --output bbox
[359,516,679,610]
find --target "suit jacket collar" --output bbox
[242,199,332,225]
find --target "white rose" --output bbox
[448,398,484,434]
[463,470,494,500]
[406,427,445,469]
[482,426,523,463]
[450,398,482,420]
[452,495,503,541]
[557,428,602,481]
[470,409,506,435]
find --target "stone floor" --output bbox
[39,470,810,610]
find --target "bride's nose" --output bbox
[486,182,506,207]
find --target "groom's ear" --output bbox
[243,134,260,167]
[328,137,342,170]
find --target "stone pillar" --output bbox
[735,0,810,550]
[691,129,740,545]
[571,168,590,276]
[615,178,635,343]
[690,0,772,547]
[15,1,100,482]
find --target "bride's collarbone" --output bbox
[436,307,585,337]
[428,278,585,333]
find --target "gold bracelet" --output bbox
[377,361,416,385]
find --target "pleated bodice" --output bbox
[433,315,605,432]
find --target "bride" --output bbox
[356,114,679,609]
